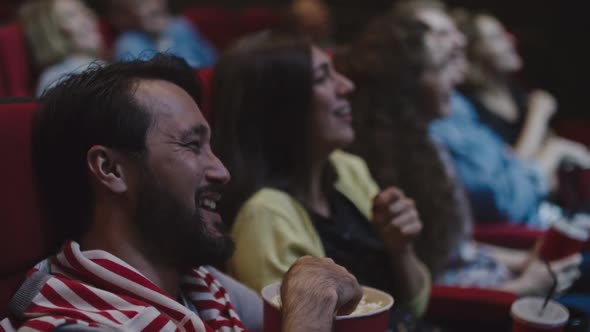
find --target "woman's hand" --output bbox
[529,90,557,120]
[528,90,557,120]
[372,187,423,253]
[502,253,582,296]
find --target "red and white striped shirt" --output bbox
[0,241,247,332]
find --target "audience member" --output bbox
[389,0,549,225]
[110,0,216,68]
[212,35,431,323]
[0,54,363,331]
[286,0,333,45]
[455,10,590,182]
[339,10,582,296]
[19,0,104,96]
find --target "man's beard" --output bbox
[134,167,234,269]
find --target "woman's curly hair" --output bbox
[337,12,472,277]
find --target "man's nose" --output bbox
[206,152,231,185]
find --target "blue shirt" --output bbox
[114,17,217,68]
[429,92,549,224]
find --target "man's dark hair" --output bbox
[33,54,201,248]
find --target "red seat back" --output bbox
[238,7,283,36]
[182,7,239,50]
[0,3,17,22]
[195,67,214,123]
[0,67,6,96]
[0,101,53,317]
[0,23,32,97]
[98,18,116,56]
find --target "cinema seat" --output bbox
[195,67,214,122]
[0,23,32,97]
[0,101,55,318]
[183,7,239,50]
[238,7,283,36]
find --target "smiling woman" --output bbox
[212,33,432,327]
[212,36,320,225]
[212,35,358,229]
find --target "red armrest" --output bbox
[473,224,544,249]
[555,119,590,147]
[426,224,545,330]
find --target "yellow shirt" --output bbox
[228,150,431,316]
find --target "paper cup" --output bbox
[511,297,569,332]
[539,219,588,261]
[261,282,394,332]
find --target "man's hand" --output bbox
[372,187,423,253]
[280,256,362,332]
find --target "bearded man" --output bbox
[0,55,361,332]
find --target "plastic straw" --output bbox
[539,260,557,316]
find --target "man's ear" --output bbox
[87,146,130,194]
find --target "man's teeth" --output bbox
[202,199,217,210]
[334,106,351,116]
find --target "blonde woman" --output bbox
[455,11,590,184]
[20,0,104,96]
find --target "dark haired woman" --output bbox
[212,35,431,319]
[339,13,581,296]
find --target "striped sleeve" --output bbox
[0,317,17,332]
[18,316,96,332]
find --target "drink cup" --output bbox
[539,219,588,261]
[511,297,569,332]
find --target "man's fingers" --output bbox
[557,268,581,285]
[550,257,582,294]
[556,269,580,294]
[336,284,363,316]
[551,253,583,271]
[323,257,335,264]
[556,281,574,295]
[334,267,362,316]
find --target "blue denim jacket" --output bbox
[114,17,217,68]
[429,92,549,224]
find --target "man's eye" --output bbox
[186,141,201,150]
